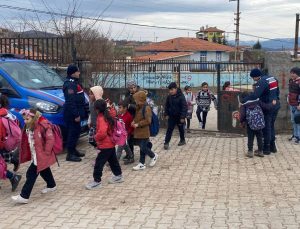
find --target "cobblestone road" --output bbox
[1,132,300,229]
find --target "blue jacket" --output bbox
[251,75,280,110]
[63,76,87,119]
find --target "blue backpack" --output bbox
[246,105,265,130]
[142,105,159,137]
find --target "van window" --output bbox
[0,61,64,90]
[0,74,18,97]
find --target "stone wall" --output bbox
[265,51,300,132]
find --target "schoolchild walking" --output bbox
[11,109,57,204]
[0,95,22,192]
[116,100,135,164]
[240,92,276,158]
[183,85,196,132]
[88,86,104,147]
[163,82,188,150]
[85,99,123,190]
[132,91,158,171]
[196,82,217,130]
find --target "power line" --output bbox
[0,4,199,32]
[0,3,294,44]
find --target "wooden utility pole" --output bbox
[294,13,299,59]
[230,0,240,62]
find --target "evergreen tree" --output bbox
[212,34,217,43]
[253,40,262,49]
[217,37,222,44]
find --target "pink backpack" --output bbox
[1,117,21,152]
[111,118,127,146]
[0,156,7,180]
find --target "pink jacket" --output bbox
[94,114,115,149]
[20,117,56,173]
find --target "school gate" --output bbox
[83,60,262,133]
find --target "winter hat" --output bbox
[168,82,177,89]
[290,67,300,76]
[67,64,79,76]
[90,86,103,100]
[250,68,262,78]
[127,80,137,88]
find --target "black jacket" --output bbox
[164,89,188,119]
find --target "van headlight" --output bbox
[28,97,59,113]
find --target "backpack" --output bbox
[40,123,63,155]
[142,105,160,137]
[1,117,21,152]
[111,118,127,146]
[0,155,7,180]
[246,105,265,130]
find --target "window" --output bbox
[216,52,222,61]
[200,51,207,61]
[0,74,18,97]
[0,61,64,90]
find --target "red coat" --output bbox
[20,117,56,173]
[94,114,115,149]
[117,111,134,136]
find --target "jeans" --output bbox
[6,170,14,180]
[93,148,122,183]
[196,107,208,129]
[263,107,279,152]
[116,143,133,160]
[138,139,155,164]
[164,117,185,144]
[21,163,56,199]
[64,119,81,155]
[290,105,300,139]
[247,125,263,151]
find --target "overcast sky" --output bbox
[0,0,300,43]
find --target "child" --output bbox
[88,86,104,147]
[196,82,217,129]
[116,100,134,164]
[132,91,158,171]
[164,82,188,150]
[183,85,196,132]
[240,92,276,158]
[11,109,57,204]
[0,94,21,192]
[85,99,123,190]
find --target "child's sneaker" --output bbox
[85,181,101,190]
[108,175,124,184]
[294,138,300,145]
[254,150,264,157]
[164,143,169,150]
[246,150,254,158]
[149,153,158,167]
[11,195,28,204]
[124,156,134,165]
[10,174,22,192]
[41,186,57,194]
[199,122,202,128]
[133,163,146,171]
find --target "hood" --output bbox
[133,91,147,104]
[90,86,103,100]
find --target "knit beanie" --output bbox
[127,80,137,88]
[67,64,79,76]
[250,68,262,78]
[168,82,177,89]
[290,67,300,76]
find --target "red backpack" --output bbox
[1,117,21,152]
[39,123,63,155]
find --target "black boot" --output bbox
[74,149,85,157]
[178,140,186,146]
[10,174,22,192]
[10,148,20,172]
[270,142,277,153]
[66,153,82,162]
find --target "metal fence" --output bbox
[0,36,76,65]
[90,60,262,91]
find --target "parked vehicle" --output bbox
[0,55,89,136]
